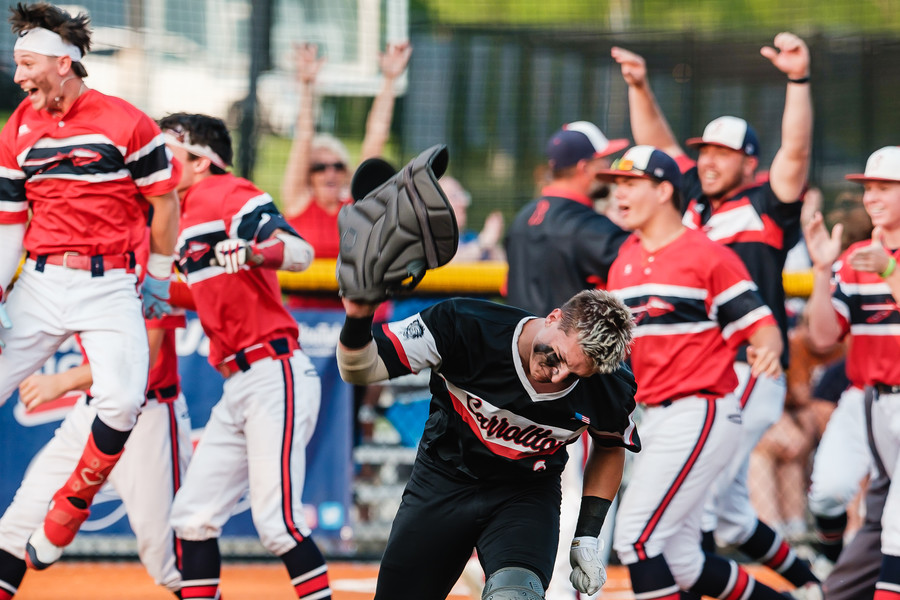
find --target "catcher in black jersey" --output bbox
[337,289,640,600]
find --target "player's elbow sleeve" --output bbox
[337,343,389,384]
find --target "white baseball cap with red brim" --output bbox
[846,146,900,183]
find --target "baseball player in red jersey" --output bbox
[0,4,180,570]
[599,146,804,600]
[804,146,900,600]
[159,113,330,600]
[612,35,821,596]
[0,311,192,598]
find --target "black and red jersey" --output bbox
[371,298,641,481]
[0,90,180,255]
[505,185,630,315]
[608,229,776,406]
[175,173,301,366]
[831,242,900,387]
[679,162,801,366]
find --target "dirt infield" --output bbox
[15,561,793,599]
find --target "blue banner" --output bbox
[0,309,353,541]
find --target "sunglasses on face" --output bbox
[310,161,347,173]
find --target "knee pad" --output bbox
[482,567,544,600]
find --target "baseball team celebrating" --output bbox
[0,3,897,600]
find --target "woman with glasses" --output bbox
[281,40,411,310]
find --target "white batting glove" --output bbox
[214,238,250,274]
[569,536,607,595]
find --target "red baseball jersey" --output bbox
[176,173,301,366]
[608,229,776,406]
[0,90,180,255]
[830,242,900,387]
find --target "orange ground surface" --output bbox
[15,561,793,599]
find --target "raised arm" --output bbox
[761,32,812,204]
[803,212,845,349]
[611,46,683,158]
[281,43,325,218]
[359,41,412,161]
[847,226,900,305]
[336,298,390,384]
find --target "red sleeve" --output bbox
[675,154,696,175]
[169,280,197,311]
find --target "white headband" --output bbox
[164,132,230,172]
[14,27,82,61]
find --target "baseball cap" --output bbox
[594,145,682,191]
[546,121,629,169]
[685,116,760,157]
[845,146,900,183]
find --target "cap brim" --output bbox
[594,169,653,183]
[845,173,900,183]
[596,138,630,158]
[685,137,746,152]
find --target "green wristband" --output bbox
[879,256,897,279]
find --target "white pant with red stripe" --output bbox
[613,395,742,588]
[702,362,786,545]
[871,390,900,557]
[0,393,192,591]
[170,349,320,556]
[0,261,148,432]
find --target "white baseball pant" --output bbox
[170,349,320,557]
[702,362,786,545]
[808,386,873,517]
[614,395,742,589]
[0,260,148,432]
[870,390,900,556]
[0,393,191,591]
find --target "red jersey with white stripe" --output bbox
[176,173,301,366]
[0,90,180,255]
[830,242,900,387]
[372,298,641,480]
[608,229,776,406]
[678,157,801,366]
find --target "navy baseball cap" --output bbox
[595,145,682,191]
[685,116,760,157]
[546,121,629,169]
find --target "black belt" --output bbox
[146,384,179,403]
[874,383,900,396]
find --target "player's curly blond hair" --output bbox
[558,289,634,374]
[9,2,92,77]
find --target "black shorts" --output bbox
[373,451,562,600]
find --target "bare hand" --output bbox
[803,211,843,271]
[293,42,325,85]
[379,41,412,80]
[478,211,505,249]
[342,297,381,319]
[848,226,892,274]
[18,373,67,412]
[746,345,783,379]
[611,46,647,88]
[760,32,810,79]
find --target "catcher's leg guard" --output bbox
[482,567,545,600]
[26,433,123,569]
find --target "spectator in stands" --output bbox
[281,40,411,309]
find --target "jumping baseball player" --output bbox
[804,145,900,600]
[0,3,180,570]
[336,288,639,600]
[612,35,821,595]
[597,146,797,600]
[0,311,192,598]
[159,113,329,600]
